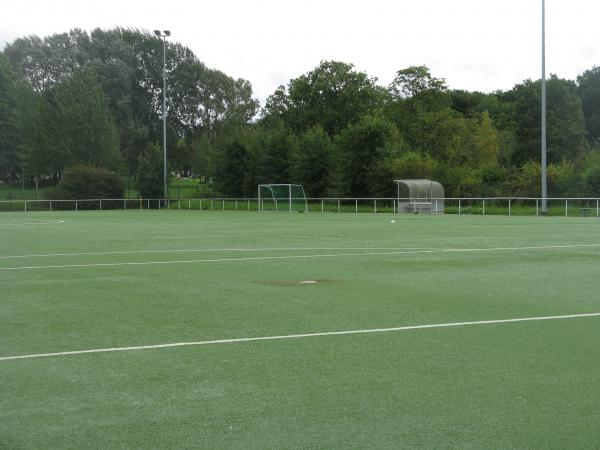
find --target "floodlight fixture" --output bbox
[154,30,161,36]
[164,30,171,36]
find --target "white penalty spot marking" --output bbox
[1,312,599,362]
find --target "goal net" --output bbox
[258,184,307,212]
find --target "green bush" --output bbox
[48,165,124,199]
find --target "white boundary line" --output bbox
[0,221,64,226]
[0,247,431,260]
[1,312,599,362]
[1,243,599,271]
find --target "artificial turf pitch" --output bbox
[1,211,600,448]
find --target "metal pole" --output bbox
[541,0,548,213]
[162,36,168,199]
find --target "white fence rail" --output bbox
[0,197,599,217]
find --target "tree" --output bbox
[291,126,333,197]
[214,133,251,197]
[506,76,587,166]
[0,54,22,182]
[136,142,165,198]
[246,124,297,188]
[332,115,401,196]
[389,65,447,99]
[36,69,122,177]
[262,61,386,136]
[577,67,600,140]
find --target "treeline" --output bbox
[0,28,257,197]
[220,62,600,198]
[1,28,600,198]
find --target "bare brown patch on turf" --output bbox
[255,279,338,286]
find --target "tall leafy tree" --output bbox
[291,126,333,197]
[262,61,386,136]
[506,76,587,166]
[332,115,401,196]
[577,67,600,141]
[36,69,122,176]
[214,133,251,197]
[136,142,166,198]
[0,54,22,182]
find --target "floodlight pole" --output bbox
[541,0,547,213]
[155,30,171,199]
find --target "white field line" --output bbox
[0,221,64,226]
[0,247,431,260]
[0,243,599,271]
[1,312,599,362]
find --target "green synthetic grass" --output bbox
[1,211,600,449]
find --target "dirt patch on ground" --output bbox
[255,279,338,286]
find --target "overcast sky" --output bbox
[2,0,599,104]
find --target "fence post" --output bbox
[374,199,377,214]
[75,200,78,212]
[536,199,538,216]
[337,199,340,213]
[355,199,358,213]
[50,201,53,212]
[483,199,485,216]
[321,199,324,213]
[124,199,126,210]
[565,199,568,217]
[508,199,511,216]
[248,199,250,211]
[24,201,27,212]
[597,199,599,217]
[147,199,150,210]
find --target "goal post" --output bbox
[258,184,308,212]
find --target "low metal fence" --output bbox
[1,197,599,217]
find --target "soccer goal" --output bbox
[258,184,308,212]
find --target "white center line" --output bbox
[0,243,598,271]
[1,312,599,362]
[0,247,430,260]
